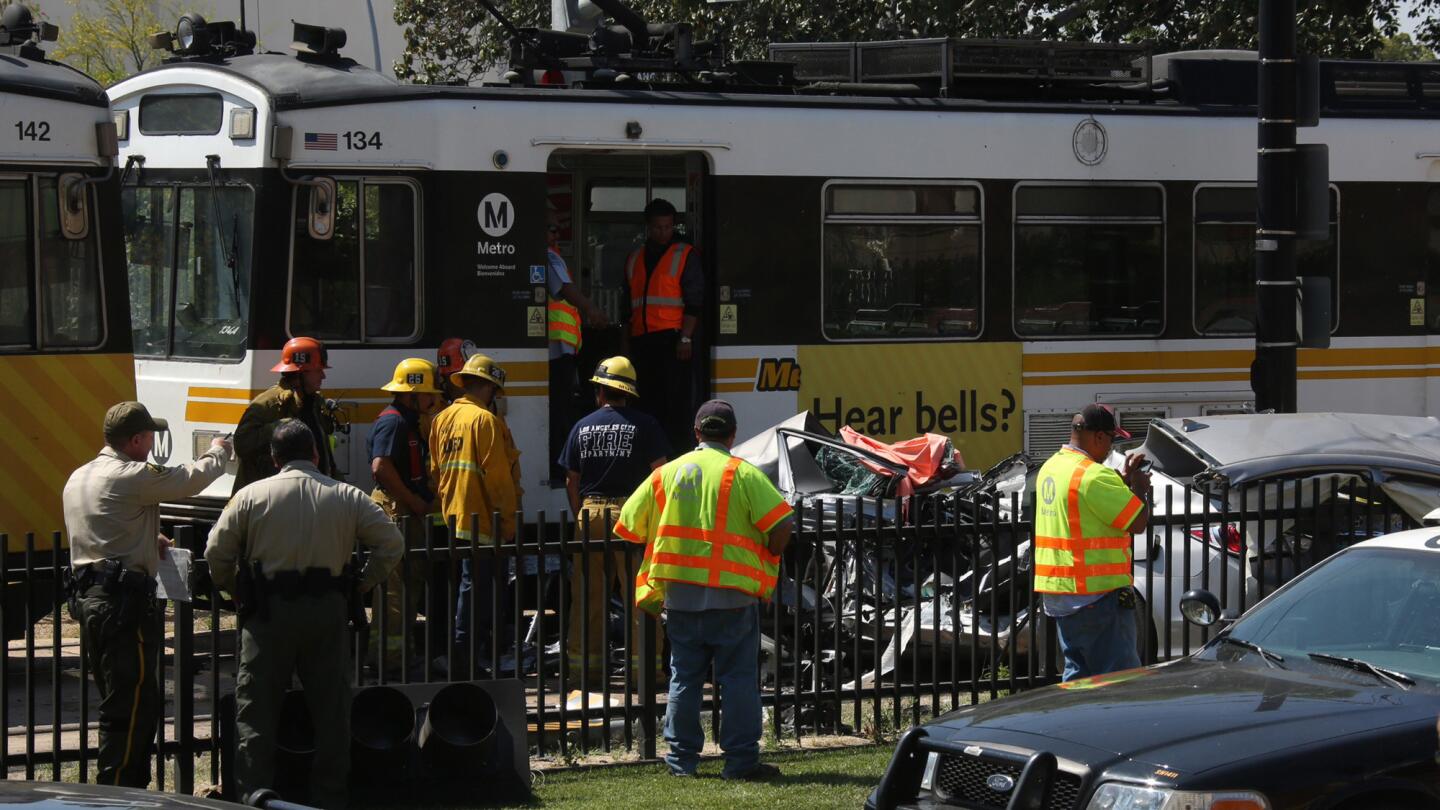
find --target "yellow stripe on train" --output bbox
[0,354,136,548]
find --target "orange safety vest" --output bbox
[614,448,791,615]
[1032,448,1141,595]
[546,248,582,350]
[626,243,692,336]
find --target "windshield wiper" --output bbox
[1307,653,1414,689]
[1215,634,1286,669]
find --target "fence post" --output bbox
[174,525,195,795]
[639,611,657,760]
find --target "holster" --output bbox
[72,559,156,632]
[234,561,264,625]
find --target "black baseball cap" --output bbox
[1073,403,1130,440]
[694,399,737,437]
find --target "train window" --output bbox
[590,183,686,214]
[821,182,982,341]
[1193,185,1339,335]
[36,177,101,347]
[1013,183,1164,338]
[138,93,223,136]
[122,184,254,359]
[123,186,175,357]
[0,180,32,347]
[289,178,419,342]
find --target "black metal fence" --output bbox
[0,474,1416,794]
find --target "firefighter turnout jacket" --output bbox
[428,395,518,541]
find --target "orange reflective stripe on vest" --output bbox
[1032,451,1134,595]
[627,244,690,336]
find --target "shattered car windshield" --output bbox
[815,445,888,496]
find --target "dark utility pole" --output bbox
[1254,0,1299,414]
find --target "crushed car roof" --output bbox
[1141,412,1440,485]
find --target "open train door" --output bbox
[543,151,710,484]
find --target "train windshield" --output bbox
[0,176,104,350]
[122,183,254,360]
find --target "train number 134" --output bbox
[343,130,382,150]
[13,121,50,141]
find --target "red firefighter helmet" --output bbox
[437,337,477,377]
[272,337,329,373]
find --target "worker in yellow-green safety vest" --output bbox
[1033,403,1152,683]
[547,209,609,483]
[615,400,793,781]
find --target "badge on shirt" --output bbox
[146,463,165,474]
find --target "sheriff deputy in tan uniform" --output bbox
[206,419,402,809]
[63,401,232,787]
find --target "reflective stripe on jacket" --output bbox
[614,446,792,614]
[626,243,691,336]
[427,396,518,541]
[547,248,583,349]
[1032,447,1142,595]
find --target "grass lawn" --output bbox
[374,744,893,809]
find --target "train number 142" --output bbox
[343,130,382,150]
[14,121,50,141]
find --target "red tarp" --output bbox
[838,427,964,496]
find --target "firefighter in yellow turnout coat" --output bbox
[429,353,519,669]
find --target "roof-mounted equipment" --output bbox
[291,21,346,61]
[149,13,256,59]
[771,37,1153,100]
[0,4,59,60]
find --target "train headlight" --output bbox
[176,14,209,53]
[229,107,255,140]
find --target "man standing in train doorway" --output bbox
[233,337,339,493]
[623,198,703,454]
[547,209,609,484]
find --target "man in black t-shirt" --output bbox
[558,356,669,684]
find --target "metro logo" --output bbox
[755,358,801,392]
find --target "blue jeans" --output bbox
[454,558,500,661]
[1053,589,1140,682]
[663,604,762,777]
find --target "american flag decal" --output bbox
[304,132,337,151]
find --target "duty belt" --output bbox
[69,559,155,598]
[258,567,349,599]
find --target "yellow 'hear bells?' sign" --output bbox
[796,343,1022,469]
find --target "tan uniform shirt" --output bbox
[63,445,229,577]
[205,461,402,595]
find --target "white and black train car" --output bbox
[108,13,1440,518]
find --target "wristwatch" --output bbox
[679,336,693,344]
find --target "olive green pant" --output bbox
[236,592,351,809]
[76,590,162,788]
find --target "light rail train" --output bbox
[0,6,135,547]
[106,11,1440,525]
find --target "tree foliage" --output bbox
[1373,31,1436,60]
[394,0,1440,86]
[51,0,184,86]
